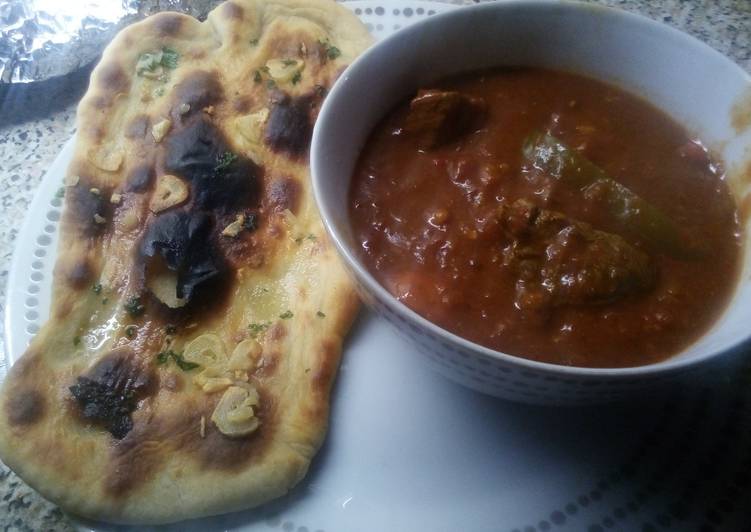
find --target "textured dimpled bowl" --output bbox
[311,0,751,404]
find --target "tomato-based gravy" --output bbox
[350,68,741,368]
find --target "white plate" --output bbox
[5,2,751,531]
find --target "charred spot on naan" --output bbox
[5,388,46,427]
[265,176,300,213]
[62,256,95,289]
[233,96,256,114]
[98,64,130,96]
[125,164,155,193]
[152,12,186,38]
[65,180,114,236]
[311,339,339,394]
[125,115,150,140]
[264,92,318,159]
[193,384,277,470]
[140,210,229,304]
[105,385,277,497]
[170,70,224,122]
[163,115,262,213]
[68,348,157,440]
[135,111,269,311]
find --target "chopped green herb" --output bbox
[136,47,179,77]
[136,51,161,75]
[248,322,270,337]
[55,187,65,198]
[155,350,200,371]
[124,296,145,317]
[260,65,270,73]
[306,234,317,241]
[165,324,177,335]
[154,87,165,97]
[161,47,180,69]
[319,40,341,61]
[102,297,108,305]
[250,38,259,46]
[279,310,294,319]
[215,152,238,173]
[282,58,297,66]
[253,69,262,83]
[125,325,138,339]
[291,71,302,85]
[316,311,326,318]
[266,79,276,89]
[294,236,304,244]
[73,336,81,346]
[172,352,200,371]
[261,287,270,293]
[92,283,102,294]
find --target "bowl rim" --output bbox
[311,0,751,379]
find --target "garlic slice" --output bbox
[150,174,189,213]
[228,339,262,371]
[146,269,187,308]
[201,377,234,394]
[193,365,225,387]
[88,145,124,172]
[151,118,172,142]
[236,108,269,144]
[221,214,246,237]
[211,385,260,437]
[183,333,227,366]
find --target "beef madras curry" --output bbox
[350,68,742,368]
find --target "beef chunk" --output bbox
[501,200,656,311]
[403,90,486,149]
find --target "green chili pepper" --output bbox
[523,131,701,258]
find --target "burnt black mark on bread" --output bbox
[264,92,318,159]
[105,385,278,496]
[65,258,93,289]
[140,211,226,301]
[153,12,184,37]
[171,70,224,122]
[194,385,278,470]
[164,115,261,213]
[266,176,300,214]
[5,389,46,427]
[69,348,155,440]
[125,115,149,140]
[66,180,113,236]
[125,164,154,193]
[135,116,263,309]
[98,64,130,95]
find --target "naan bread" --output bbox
[0,0,370,524]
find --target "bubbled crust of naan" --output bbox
[0,0,370,524]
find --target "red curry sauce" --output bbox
[349,68,741,368]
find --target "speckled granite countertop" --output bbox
[0,0,749,530]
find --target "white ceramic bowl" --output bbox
[311,0,751,404]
